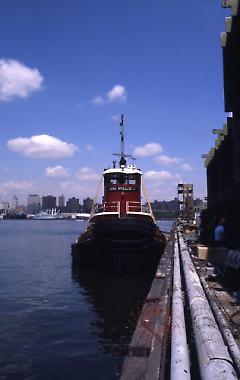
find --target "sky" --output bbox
[0,1,231,205]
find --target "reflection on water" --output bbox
[72,263,153,363]
[0,219,173,380]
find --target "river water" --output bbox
[0,219,173,380]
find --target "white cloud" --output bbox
[0,58,43,101]
[106,84,127,102]
[61,169,101,200]
[92,95,104,105]
[155,155,193,172]
[7,134,78,159]
[145,183,179,201]
[181,163,193,171]
[133,143,163,157]
[45,166,69,177]
[143,170,182,201]
[155,155,181,165]
[75,167,100,181]
[85,144,94,151]
[92,84,127,105]
[144,170,174,181]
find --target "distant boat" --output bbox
[32,209,63,220]
[2,213,27,220]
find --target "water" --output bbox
[0,219,173,380]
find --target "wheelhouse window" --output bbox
[105,174,139,185]
[128,179,136,185]
[104,173,140,191]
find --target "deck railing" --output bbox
[126,201,150,214]
[94,201,151,216]
[95,201,120,215]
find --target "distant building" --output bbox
[58,195,65,207]
[66,197,81,213]
[193,198,203,208]
[0,201,9,213]
[11,195,18,210]
[27,194,41,214]
[42,195,56,211]
[178,184,194,221]
[17,205,27,214]
[83,197,93,213]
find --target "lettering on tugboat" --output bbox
[108,186,136,192]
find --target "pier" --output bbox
[120,226,240,379]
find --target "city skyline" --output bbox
[1,192,203,208]
[1,193,93,206]
[0,2,231,203]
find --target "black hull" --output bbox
[71,217,166,273]
[93,217,157,239]
[72,238,165,274]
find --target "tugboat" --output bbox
[72,115,166,273]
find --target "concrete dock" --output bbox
[120,227,240,379]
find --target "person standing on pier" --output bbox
[214,217,227,247]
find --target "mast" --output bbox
[120,114,124,157]
[113,114,134,167]
[119,114,126,167]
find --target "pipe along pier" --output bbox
[120,228,240,379]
